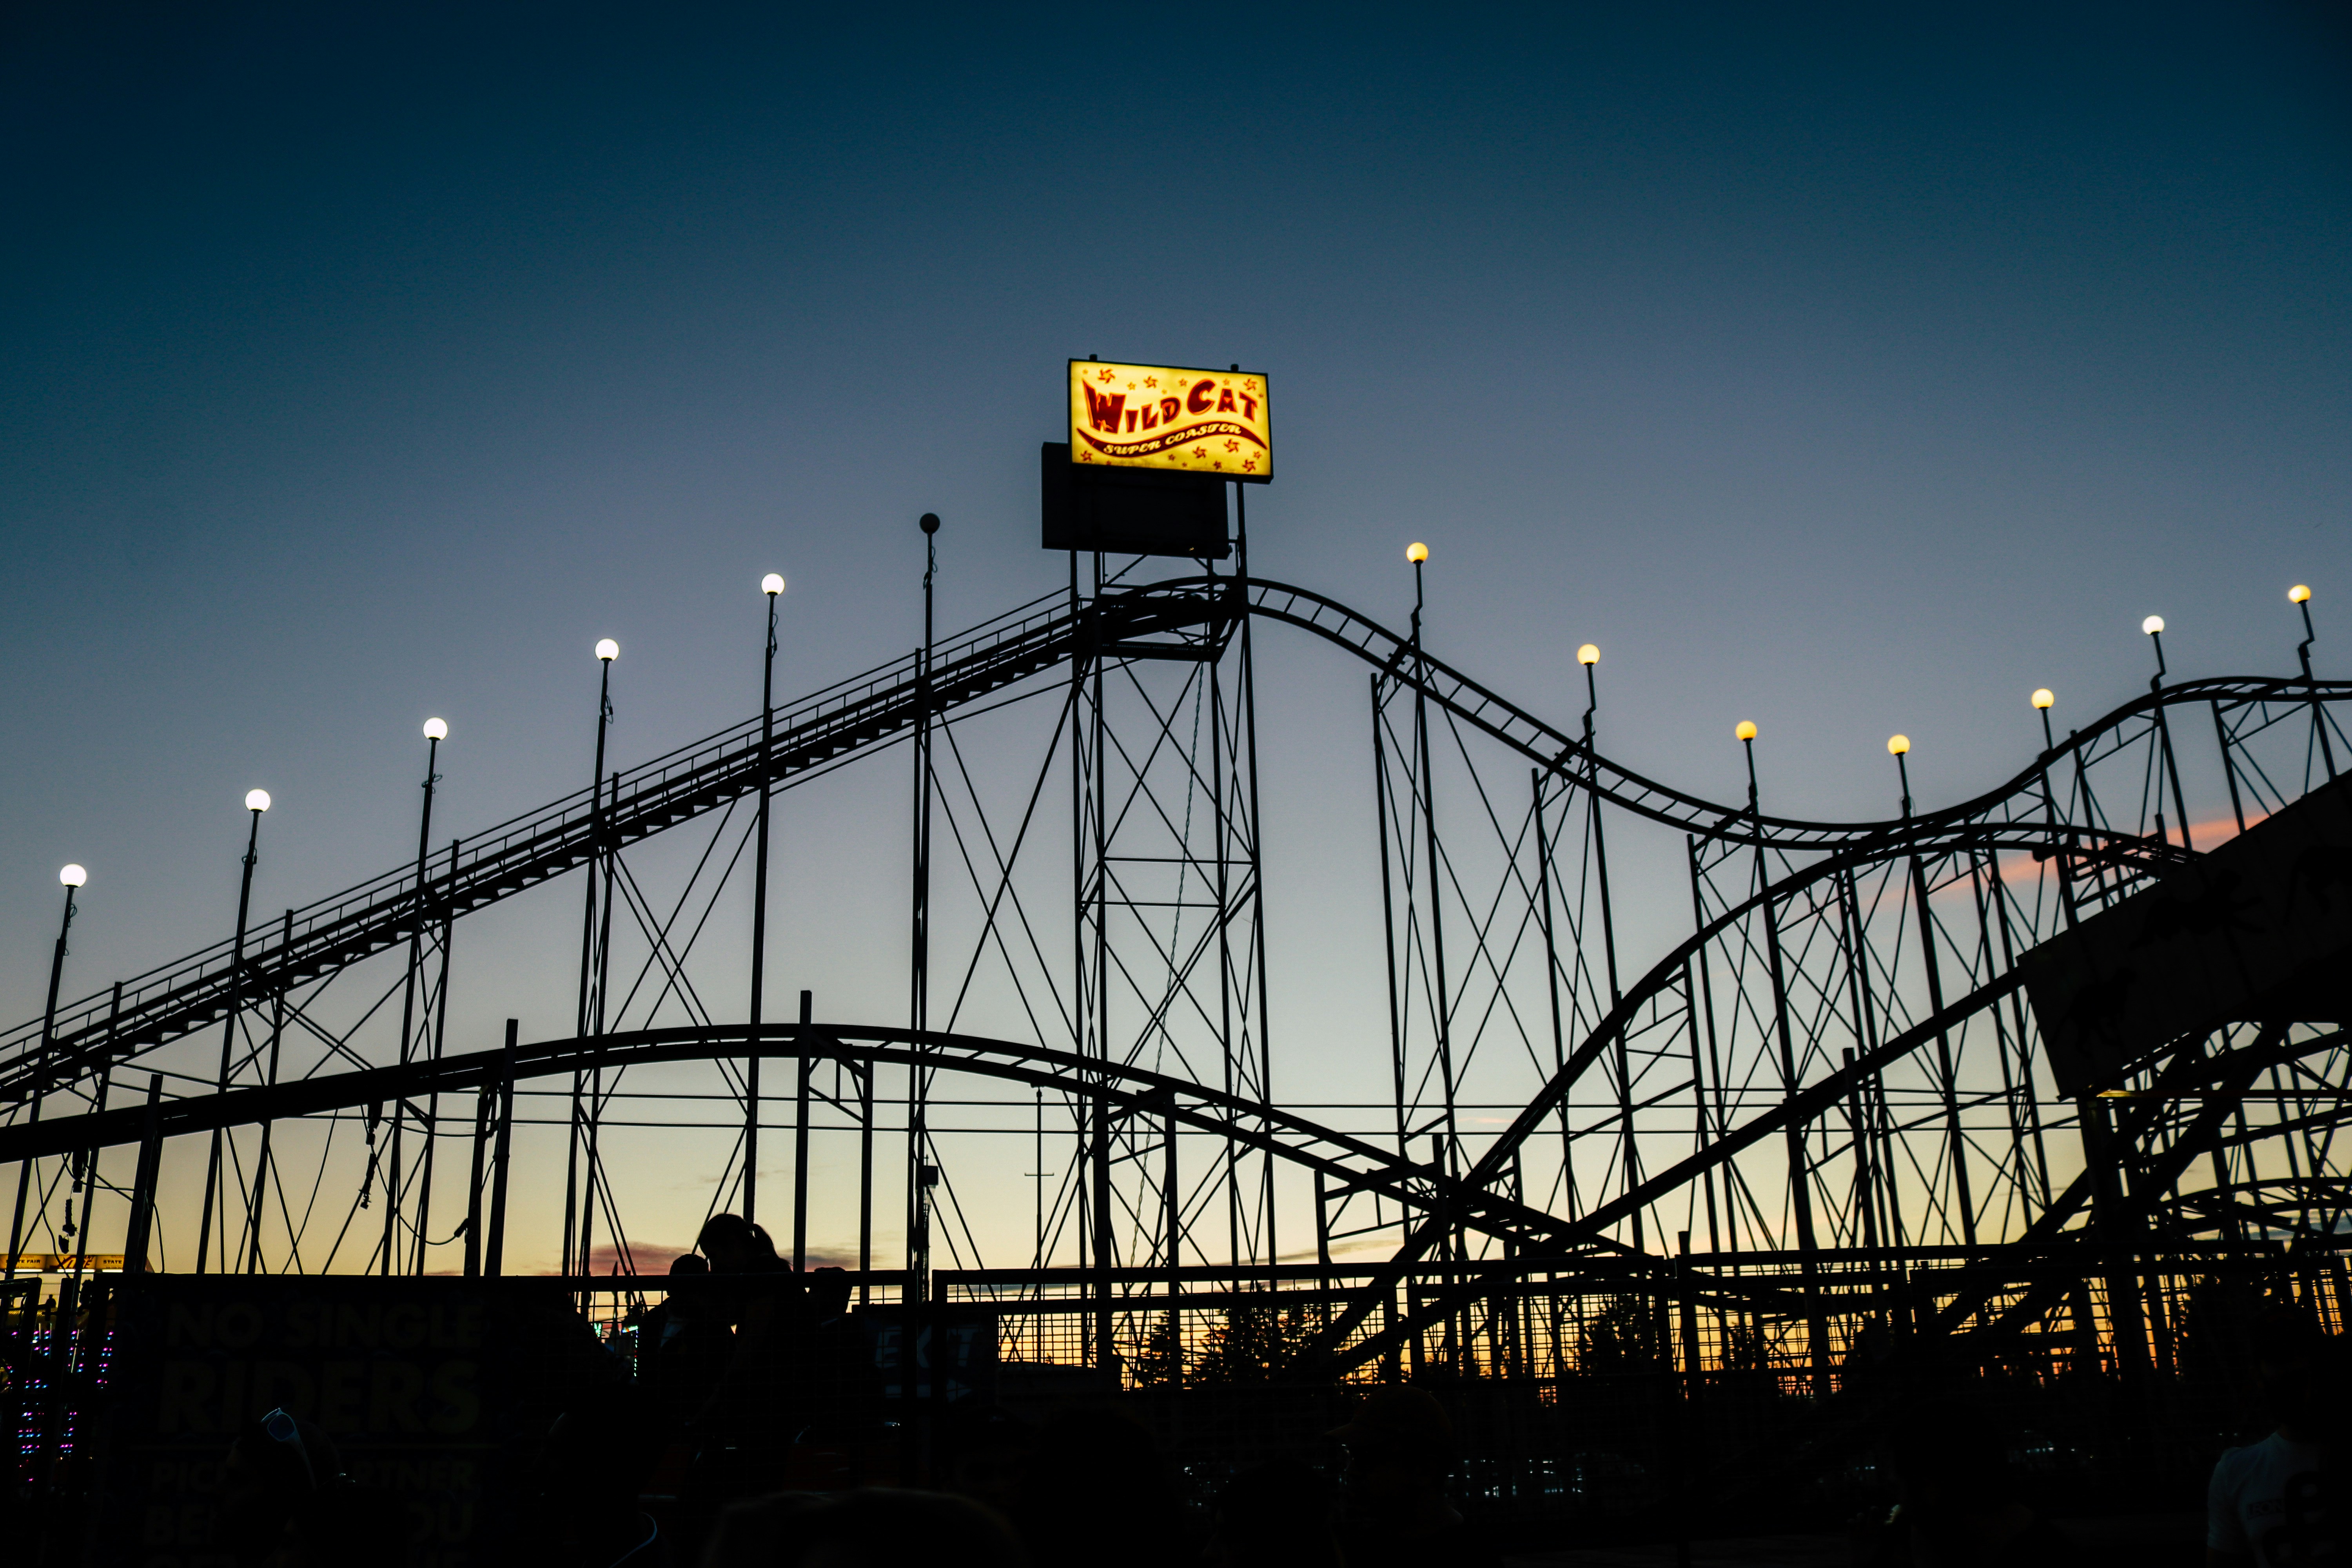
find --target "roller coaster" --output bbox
[5,541,2348,1405]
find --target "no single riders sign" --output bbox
[1067,360,1272,481]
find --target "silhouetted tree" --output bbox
[1192,1296,1310,1383]
[1577,1292,1668,1376]
[1132,1312,1185,1387]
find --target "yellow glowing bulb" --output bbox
[1735,720,1757,742]
[2290,584,2312,604]
[1406,542,1428,564]
[2141,615,2164,636]
[1576,643,1599,666]
[2031,689,2054,710]
[1887,735,1910,757]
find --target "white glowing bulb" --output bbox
[762,573,785,596]
[245,789,272,813]
[2141,615,2165,636]
[595,638,619,662]
[59,864,87,888]
[423,717,448,741]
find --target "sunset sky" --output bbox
[3,5,2345,1276]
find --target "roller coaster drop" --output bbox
[5,520,2349,1405]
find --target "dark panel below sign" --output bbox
[94,1276,619,1566]
[2022,773,2352,1096]
[1040,443,1230,559]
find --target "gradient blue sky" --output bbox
[3,4,2347,1269]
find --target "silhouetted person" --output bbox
[1864,1396,2070,1566]
[700,1488,1028,1568]
[641,1253,735,1429]
[2208,1308,2345,1566]
[1328,1386,1499,1568]
[218,1408,402,1568]
[1211,1460,1344,1568]
[1008,1408,1189,1568]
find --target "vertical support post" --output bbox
[1896,762,1976,1249]
[1534,771,1575,1221]
[464,1084,488,1279]
[74,1017,117,1284]
[1163,1110,1180,1303]
[794,989,813,1272]
[485,1020,517,1278]
[748,580,781,1227]
[1234,479,1277,1285]
[1374,677,1408,1159]
[384,730,443,1275]
[123,1075,163,1274]
[858,1058,873,1305]
[413,838,457,1275]
[10,874,83,1283]
[568,653,615,1271]
[1083,551,1116,1377]
[1742,737,1830,1393]
[910,521,937,1320]
[246,913,292,1273]
[1314,1167,1332,1329]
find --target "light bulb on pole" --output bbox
[423,717,448,741]
[595,638,619,662]
[762,573,785,597]
[1889,735,1915,817]
[2032,689,2056,753]
[59,864,87,888]
[2141,615,2168,683]
[245,789,271,814]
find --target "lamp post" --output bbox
[748,576,783,1229]
[4,866,86,1281]
[1889,732,1976,1254]
[2290,586,2336,780]
[381,718,448,1274]
[565,640,617,1277]
[1401,539,1459,1332]
[2141,616,2193,850]
[911,516,940,1300]
[1733,719,1830,1389]
[1578,643,1633,1243]
[197,791,269,1274]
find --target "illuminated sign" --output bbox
[1068,360,1271,482]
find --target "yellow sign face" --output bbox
[1068,361,1271,481]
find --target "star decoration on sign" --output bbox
[1192,447,1208,458]
[1242,459,1256,472]
[1223,439,1240,452]
[1097,368,1116,383]
[1143,376,1158,388]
